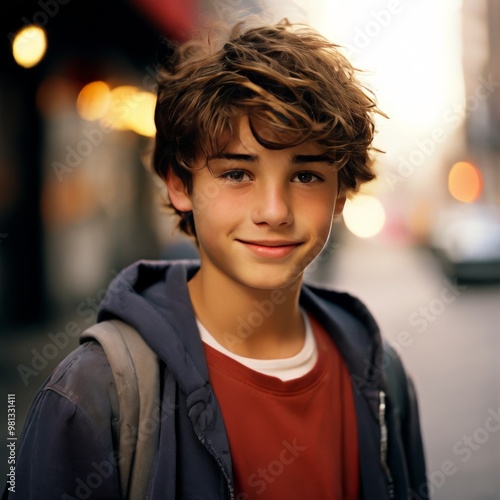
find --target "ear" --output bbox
[165,169,193,213]
[333,192,347,217]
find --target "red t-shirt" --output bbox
[203,315,359,500]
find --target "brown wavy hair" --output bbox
[153,20,383,236]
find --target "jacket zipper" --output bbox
[379,390,395,499]
[197,433,235,500]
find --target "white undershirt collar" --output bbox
[197,309,318,381]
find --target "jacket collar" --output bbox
[300,284,383,420]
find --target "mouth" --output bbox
[236,239,303,258]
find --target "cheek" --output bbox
[190,180,222,213]
[300,194,337,225]
[191,191,242,240]
[192,182,249,219]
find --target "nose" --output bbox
[250,182,293,228]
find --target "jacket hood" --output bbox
[97,260,211,407]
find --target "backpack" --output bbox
[81,320,160,500]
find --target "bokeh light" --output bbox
[101,85,137,131]
[76,81,112,121]
[343,195,386,238]
[448,161,483,203]
[12,25,47,68]
[99,85,156,137]
[126,91,156,137]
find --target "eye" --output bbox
[220,170,251,183]
[292,172,323,184]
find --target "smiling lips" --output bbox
[237,239,302,258]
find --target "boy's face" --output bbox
[167,115,346,291]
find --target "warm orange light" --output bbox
[126,91,156,137]
[100,86,156,136]
[76,81,111,121]
[12,25,47,68]
[103,85,141,131]
[75,82,156,136]
[448,161,483,203]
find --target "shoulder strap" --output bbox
[81,320,160,500]
[381,341,409,422]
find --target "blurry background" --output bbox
[1,0,499,498]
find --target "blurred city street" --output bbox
[322,234,500,500]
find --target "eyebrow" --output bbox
[207,153,257,162]
[208,153,334,163]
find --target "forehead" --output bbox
[220,114,326,156]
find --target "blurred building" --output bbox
[0,0,198,327]
[462,0,500,202]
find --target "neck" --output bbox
[187,266,305,359]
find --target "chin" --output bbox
[238,270,303,292]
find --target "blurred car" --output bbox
[430,204,500,283]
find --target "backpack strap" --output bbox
[381,341,409,422]
[81,320,160,500]
[379,342,410,499]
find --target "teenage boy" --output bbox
[6,21,427,500]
